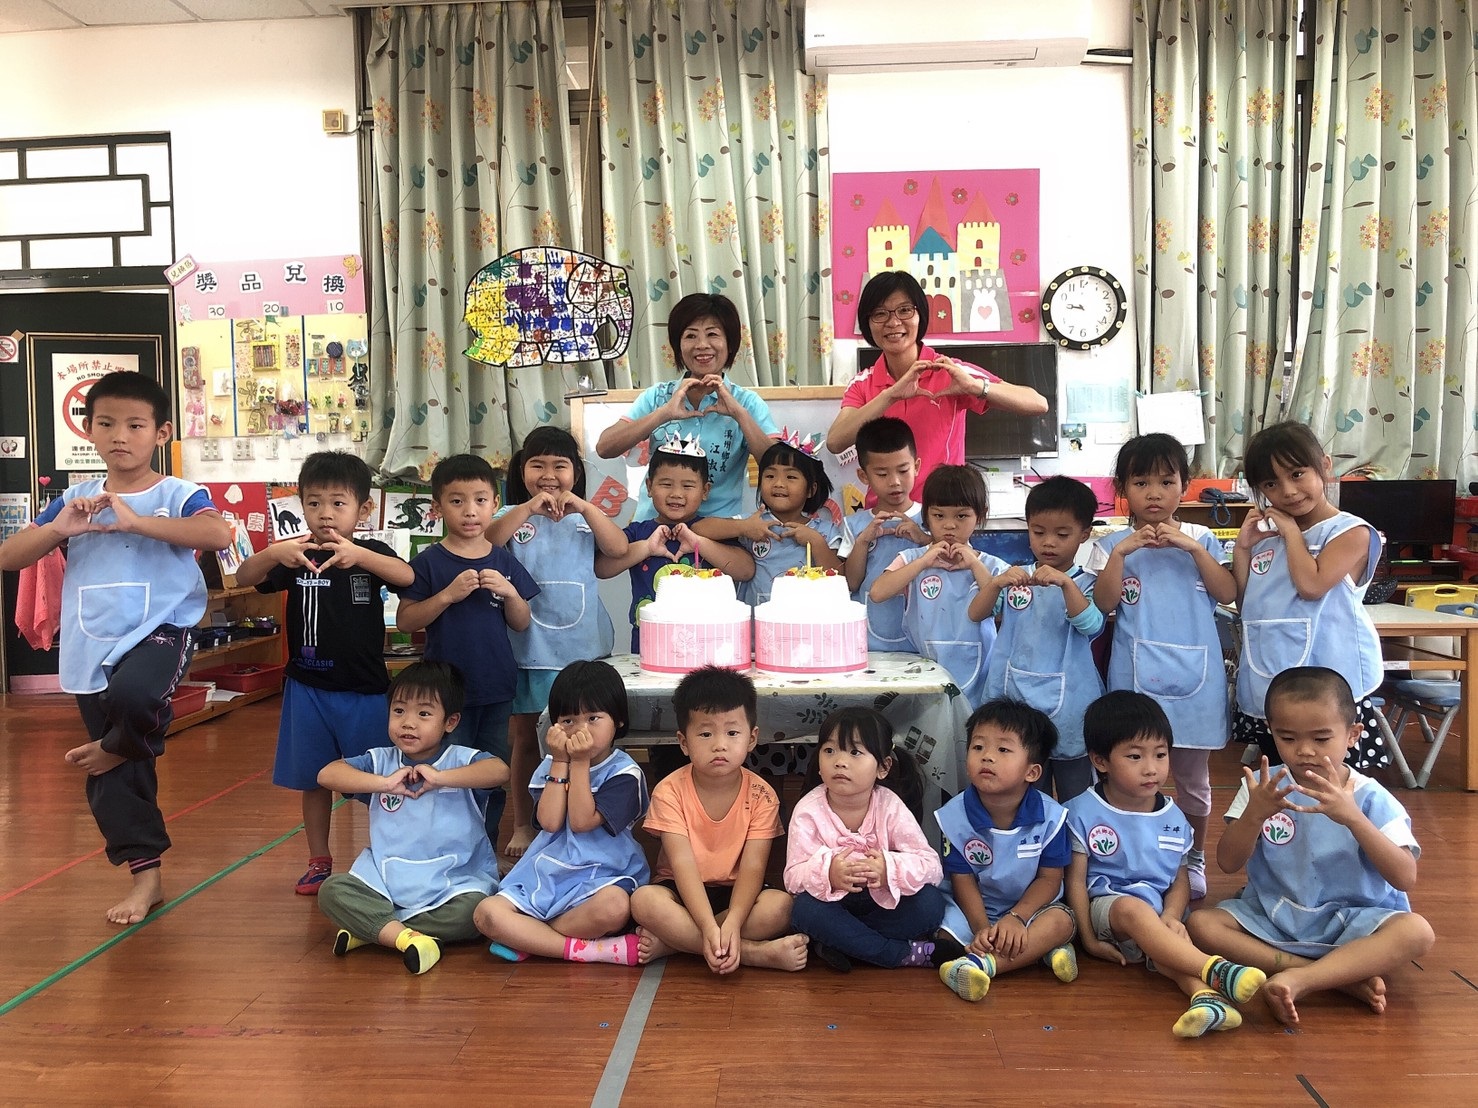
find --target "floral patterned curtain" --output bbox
[1287,0,1478,482]
[1132,0,1300,475]
[596,0,831,389]
[363,2,581,479]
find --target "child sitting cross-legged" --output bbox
[630,666,808,973]
[935,699,1080,1002]
[474,659,650,967]
[1064,691,1268,1037]
[1188,667,1434,1026]
[317,661,508,975]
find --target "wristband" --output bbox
[1006,910,1027,926]
[544,774,569,785]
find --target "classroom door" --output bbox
[0,288,173,691]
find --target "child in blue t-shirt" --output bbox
[840,416,928,653]
[935,699,1078,1002]
[1065,691,1266,1039]
[398,454,539,845]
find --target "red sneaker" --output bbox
[295,857,332,895]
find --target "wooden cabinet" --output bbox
[169,586,285,735]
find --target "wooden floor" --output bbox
[2,693,1477,1107]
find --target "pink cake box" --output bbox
[639,618,753,674]
[754,617,868,675]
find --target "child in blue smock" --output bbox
[1066,692,1268,1038]
[1188,668,1433,1027]
[840,416,929,652]
[871,465,1009,708]
[984,476,1104,801]
[476,660,651,966]
[934,700,1079,1002]
[317,662,508,975]
[490,426,627,860]
[1232,421,1388,770]
[694,435,842,604]
[1088,434,1237,899]
[0,372,231,927]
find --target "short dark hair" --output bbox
[854,416,917,467]
[1114,433,1190,487]
[966,698,1059,767]
[430,453,498,498]
[921,464,989,522]
[756,440,832,516]
[507,426,586,501]
[1243,421,1327,489]
[1025,475,1097,528]
[647,447,710,485]
[805,707,927,818]
[1265,666,1357,726]
[673,665,757,730]
[85,371,169,426]
[299,451,373,504]
[667,293,741,372]
[856,271,929,350]
[1083,690,1174,759]
[388,660,465,718]
[547,659,629,740]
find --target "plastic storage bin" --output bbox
[192,662,286,693]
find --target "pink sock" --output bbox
[564,934,640,966]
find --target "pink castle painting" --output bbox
[831,170,1041,345]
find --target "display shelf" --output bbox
[170,588,285,736]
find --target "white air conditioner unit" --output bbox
[804,0,1091,75]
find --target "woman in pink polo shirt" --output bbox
[825,272,1048,500]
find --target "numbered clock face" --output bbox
[1041,268,1127,350]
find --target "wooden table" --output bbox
[1366,602,1478,790]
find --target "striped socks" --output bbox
[940,953,996,1002]
[1174,990,1242,1038]
[1202,956,1266,1004]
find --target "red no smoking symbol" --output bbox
[0,336,18,362]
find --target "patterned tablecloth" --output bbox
[601,652,971,800]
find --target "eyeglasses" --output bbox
[868,304,918,325]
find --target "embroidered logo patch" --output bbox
[1261,811,1296,845]
[752,539,771,559]
[1087,823,1120,856]
[919,574,943,600]
[963,837,992,867]
[514,521,537,544]
[1006,585,1033,610]
[379,793,403,813]
[1121,576,1142,605]
[1251,549,1275,575]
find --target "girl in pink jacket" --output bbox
[784,708,946,971]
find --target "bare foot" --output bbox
[1262,972,1303,1025]
[636,926,675,965]
[503,824,537,859]
[740,933,809,972]
[1336,975,1388,1014]
[106,869,164,926]
[65,741,127,776]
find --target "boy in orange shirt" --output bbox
[631,666,808,973]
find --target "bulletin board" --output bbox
[568,387,853,527]
[172,256,371,442]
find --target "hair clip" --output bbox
[778,426,824,457]
[656,431,706,458]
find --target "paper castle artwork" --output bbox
[864,176,1010,335]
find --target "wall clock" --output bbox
[1041,267,1127,350]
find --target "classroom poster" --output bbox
[831,169,1041,344]
[50,353,139,470]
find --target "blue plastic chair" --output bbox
[1377,601,1474,788]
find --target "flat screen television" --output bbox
[1336,479,1456,551]
[854,342,1059,458]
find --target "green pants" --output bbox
[318,874,486,943]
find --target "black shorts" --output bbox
[655,879,774,915]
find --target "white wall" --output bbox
[3,17,361,262]
[3,17,365,483]
[826,60,1137,479]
